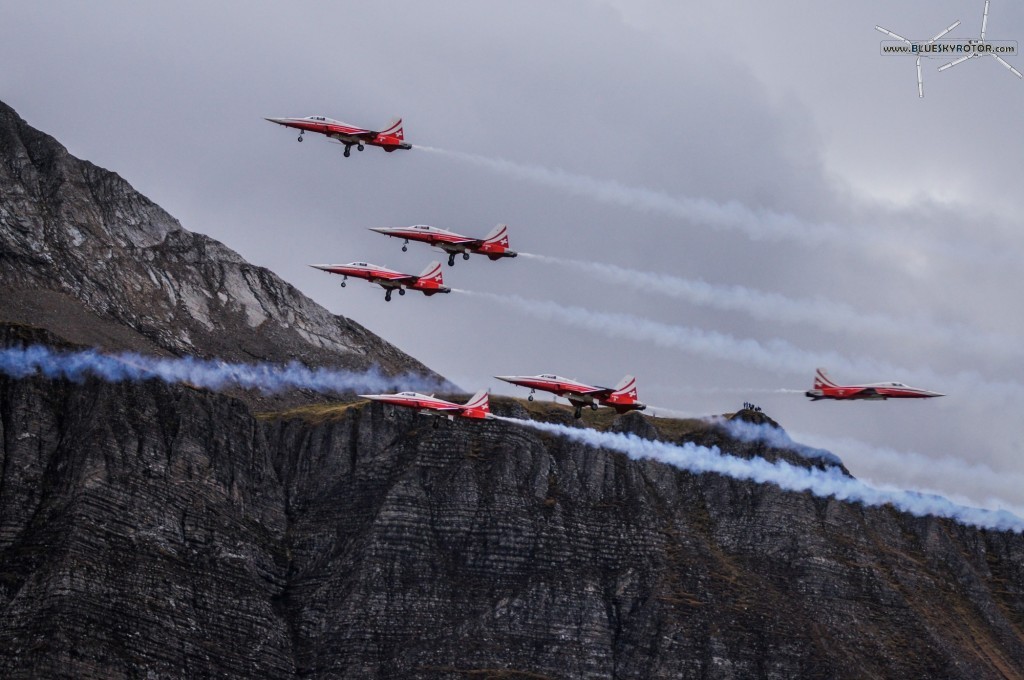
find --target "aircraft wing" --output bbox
[372,272,419,285]
[571,385,615,398]
[423,404,460,412]
[852,387,880,398]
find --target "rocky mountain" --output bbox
[0,99,433,390]
[1,102,1023,678]
[1,347,1023,678]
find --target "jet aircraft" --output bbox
[370,224,518,267]
[265,115,412,157]
[310,261,449,302]
[805,368,944,401]
[495,373,646,419]
[359,390,491,428]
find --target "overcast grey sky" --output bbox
[3,0,1023,511]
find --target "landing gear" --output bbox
[297,132,304,142]
[343,145,352,158]
[340,281,346,287]
[463,252,470,260]
[447,254,456,267]
[528,391,535,402]
[385,289,393,302]
[432,419,440,430]
[573,406,583,419]
[398,288,405,296]
[591,403,599,411]
[357,143,365,152]
[402,240,408,252]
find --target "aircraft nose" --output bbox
[368,227,391,234]
[928,391,946,397]
[309,264,333,271]
[494,376,516,383]
[264,117,288,125]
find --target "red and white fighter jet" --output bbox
[805,368,944,401]
[495,373,646,419]
[359,390,491,428]
[264,115,412,157]
[310,261,449,302]
[369,224,518,267]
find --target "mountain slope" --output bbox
[0,99,432,382]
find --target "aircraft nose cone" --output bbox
[368,227,391,234]
[309,264,333,271]
[494,376,516,383]
[264,117,288,125]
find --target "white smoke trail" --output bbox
[0,346,450,395]
[418,146,1001,264]
[795,431,1024,516]
[455,289,1024,400]
[709,416,843,466]
[496,416,1024,533]
[415,146,846,245]
[650,385,804,395]
[642,411,1024,514]
[519,253,1019,359]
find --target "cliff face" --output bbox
[1,364,1022,679]
[0,100,431,381]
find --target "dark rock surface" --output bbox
[1,370,1023,679]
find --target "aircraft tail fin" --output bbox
[612,375,636,392]
[380,118,404,140]
[478,224,515,259]
[417,261,444,285]
[814,368,838,389]
[605,375,644,412]
[463,390,490,413]
[482,224,509,245]
[611,375,639,400]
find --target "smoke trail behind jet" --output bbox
[0,345,450,395]
[418,146,1000,265]
[519,253,1019,359]
[795,431,1024,515]
[496,416,1024,533]
[455,290,1024,400]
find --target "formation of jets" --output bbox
[268,112,948,419]
[806,368,944,401]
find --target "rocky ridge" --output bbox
[0,99,433,388]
